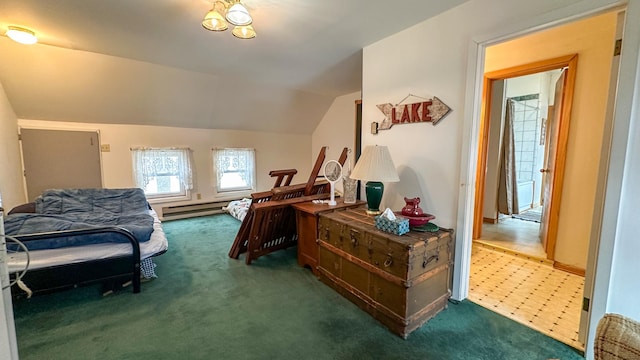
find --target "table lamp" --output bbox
[350,145,400,215]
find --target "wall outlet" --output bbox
[100,144,111,152]
[196,193,202,200]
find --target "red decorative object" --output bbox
[398,196,435,227]
[401,197,424,217]
[394,212,435,227]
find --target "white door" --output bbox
[20,128,103,201]
[539,69,566,252]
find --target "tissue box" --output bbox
[374,215,410,235]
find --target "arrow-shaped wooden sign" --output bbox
[375,96,451,131]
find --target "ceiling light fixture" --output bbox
[232,25,255,39]
[5,26,38,45]
[202,1,256,39]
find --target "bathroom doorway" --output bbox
[473,55,576,262]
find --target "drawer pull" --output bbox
[423,254,439,268]
[324,227,330,240]
[350,229,359,247]
[384,255,393,267]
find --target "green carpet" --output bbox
[13,214,583,359]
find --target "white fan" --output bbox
[323,160,343,206]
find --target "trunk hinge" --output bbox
[614,39,622,56]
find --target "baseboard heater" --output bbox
[161,200,236,221]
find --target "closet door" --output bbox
[20,128,103,201]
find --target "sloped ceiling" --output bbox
[0,0,468,133]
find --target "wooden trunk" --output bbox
[317,207,454,338]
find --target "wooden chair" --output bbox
[228,146,348,264]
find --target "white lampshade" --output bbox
[225,3,252,26]
[350,145,400,182]
[6,26,37,45]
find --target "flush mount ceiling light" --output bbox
[5,26,37,45]
[202,0,256,39]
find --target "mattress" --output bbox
[223,198,251,222]
[7,209,168,273]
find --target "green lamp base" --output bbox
[364,181,384,215]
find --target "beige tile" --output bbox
[550,324,580,341]
[510,287,533,298]
[483,296,504,308]
[510,308,535,323]
[542,302,569,317]
[529,315,556,332]
[505,293,527,305]
[501,296,523,309]
[469,246,586,350]
[517,301,544,315]
[489,287,512,298]
[556,316,580,329]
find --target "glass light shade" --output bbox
[6,26,37,45]
[350,146,400,183]
[232,25,256,39]
[225,3,252,26]
[202,9,228,31]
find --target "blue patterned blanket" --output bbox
[4,188,154,251]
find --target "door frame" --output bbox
[454,2,636,357]
[472,54,578,261]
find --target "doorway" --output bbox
[473,55,577,263]
[469,54,583,350]
[474,64,570,261]
[20,128,103,201]
[463,9,620,350]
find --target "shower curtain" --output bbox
[498,99,519,215]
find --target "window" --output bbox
[212,148,255,194]
[131,147,193,200]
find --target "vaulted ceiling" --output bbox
[0,0,468,133]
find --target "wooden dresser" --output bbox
[316,207,454,338]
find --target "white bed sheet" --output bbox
[7,209,168,273]
[223,198,251,222]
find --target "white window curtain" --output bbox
[212,148,255,193]
[131,147,193,192]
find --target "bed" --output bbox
[223,198,251,221]
[4,188,168,297]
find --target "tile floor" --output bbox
[477,215,546,259]
[468,245,585,350]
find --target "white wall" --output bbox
[18,119,312,215]
[0,84,26,211]
[607,82,640,315]
[311,91,361,192]
[0,82,21,359]
[359,0,583,229]
[606,7,640,320]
